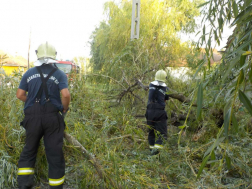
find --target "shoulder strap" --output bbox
[153,86,160,102]
[35,65,57,102]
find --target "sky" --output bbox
[0,0,114,62]
[179,16,234,51]
[0,0,233,63]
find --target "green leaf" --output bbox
[226,155,231,170]
[197,154,211,179]
[214,30,218,41]
[231,5,252,26]
[197,83,203,120]
[203,67,206,79]
[224,87,235,102]
[218,17,224,29]
[232,1,238,17]
[203,80,210,89]
[226,3,231,19]
[224,108,231,138]
[178,125,186,130]
[246,0,252,6]
[210,151,216,168]
[207,160,219,164]
[249,64,252,83]
[193,59,206,79]
[224,100,232,116]
[197,1,210,8]
[208,38,212,50]
[204,137,225,157]
[238,70,244,85]
[214,87,226,104]
[238,27,252,44]
[232,38,252,57]
[222,56,240,81]
[239,90,252,116]
[231,112,238,133]
[243,14,252,23]
[240,54,247,67]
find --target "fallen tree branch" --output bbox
[0,124,14,149]
[116,80,145,104]
[107,134,146,142]
[64,132,120,189]
[136,79,148,91]
[168,93,197,106]
[107,134,132,142]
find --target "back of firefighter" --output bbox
[145,70,169,155]
[16,42,71,189]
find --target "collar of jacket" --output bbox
[151,81,167,87]
[34,58,58,67]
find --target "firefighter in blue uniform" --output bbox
[16,42,71,189]
[145,70,169,155]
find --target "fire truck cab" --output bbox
[52,60,79,76]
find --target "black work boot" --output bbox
[151,148,160,155]
[18,185,33,189]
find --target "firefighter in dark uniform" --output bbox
[16,42,71,189]
[145,70,169,155]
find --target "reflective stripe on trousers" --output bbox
[154,144,163,149]
[149,144,164,149]
[18,168,35,175]
[49,176,65,186]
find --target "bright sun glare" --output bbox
[0,0,110,61]
[0,0,232,63]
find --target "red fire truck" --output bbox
[52,60,79,76]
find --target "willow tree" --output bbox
[192,0,252,179]
[90,0,203,79]
[196,0,252,135]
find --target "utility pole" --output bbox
[131,0,140,40]
[28,28,31,69]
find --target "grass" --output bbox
[0,70,252,188]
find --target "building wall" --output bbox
[2,66,26,75]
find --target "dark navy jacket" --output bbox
[147,81,169,108]
[19,64,68,111]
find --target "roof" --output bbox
[199,48,222,64]
[167,48,222,67]
[0,50,28,67]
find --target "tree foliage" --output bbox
[197,0,252,131]
[90,0,203,74]
[194,0,252,178]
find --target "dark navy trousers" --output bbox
[18,102,65,189]
[145,103,168,149]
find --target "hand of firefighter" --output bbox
[62,108,69,119]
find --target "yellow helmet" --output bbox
[36,42,57,59]
[155,70,167,82]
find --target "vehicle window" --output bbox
[54,64,72,73]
